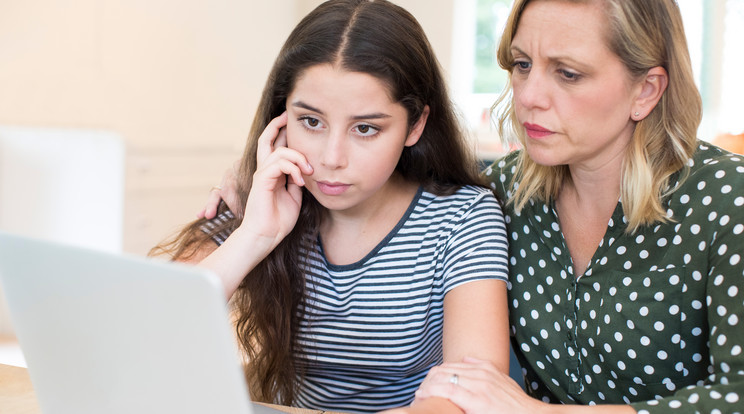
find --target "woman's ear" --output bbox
[632,66,668,120]
[405,105,430,147]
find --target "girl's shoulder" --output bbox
[416,185,504,226]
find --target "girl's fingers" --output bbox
[261,146,313,177]
[257,112,289,163]
[275,126,288,148]
[256,156,309,190]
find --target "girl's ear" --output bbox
[405,105,430,147]
[632,66,668,120]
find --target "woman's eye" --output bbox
[559,69,581,82]
[513,61,531,71]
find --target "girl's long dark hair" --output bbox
[151,0,484,405]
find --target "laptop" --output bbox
[0,231,285,414]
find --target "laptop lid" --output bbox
[0,231,279,414]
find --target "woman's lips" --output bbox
[524,122,554,139]
[316,181,350,196]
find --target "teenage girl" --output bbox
[153,1,509,413]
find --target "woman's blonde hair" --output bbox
[494,0,702,232]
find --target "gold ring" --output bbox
[211,185,223,191]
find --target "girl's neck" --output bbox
[319,175,419,266]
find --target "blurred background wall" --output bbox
[1,0,743,343]
[0,0,454,257]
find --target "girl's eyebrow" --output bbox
[291,100,392,121]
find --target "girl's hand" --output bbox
[414,357,545,414]
[239,112,313,250]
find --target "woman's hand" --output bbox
[237,112,313,249]
[414,357,545,414]
[198,160,241,219]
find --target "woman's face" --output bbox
[285,64,424,215]
[511,0,641,170]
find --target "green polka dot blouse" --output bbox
[485,142,743,412]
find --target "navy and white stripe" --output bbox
[294,186,508,412]
[207,185,508,413]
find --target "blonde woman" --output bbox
[412,0,743,413]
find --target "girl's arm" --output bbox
[183,112,313,299]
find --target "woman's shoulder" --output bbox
[679,141,744,186]
[481,150,522,200]
[668,141,744,210]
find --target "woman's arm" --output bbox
[414,359,635,414]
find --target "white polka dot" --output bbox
[731,254,741,266]
[702,196,712,205]
[668,400,682,408]
[640,336,651,346]
[644,365,655,375]
[731,345,742,356]
[654,321,665,331]
[657,238,668,247]
[735,196,744,207]
[690,224,701,234]
[679,194,690,204]
[725,393,739,403]
[654,292,664,301]
[639,250,649,259]
[657,350,668,360]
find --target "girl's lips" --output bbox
[524,122,554,139]
[316,181,350,196]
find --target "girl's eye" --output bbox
[354,124,379,137]
[300,116,323,130]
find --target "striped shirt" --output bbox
[209,185,509,413]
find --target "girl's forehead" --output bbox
[290,64,398,104]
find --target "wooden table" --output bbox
[0,363,344,414]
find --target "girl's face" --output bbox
[285,64,425,215]
[511,0,641,170]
